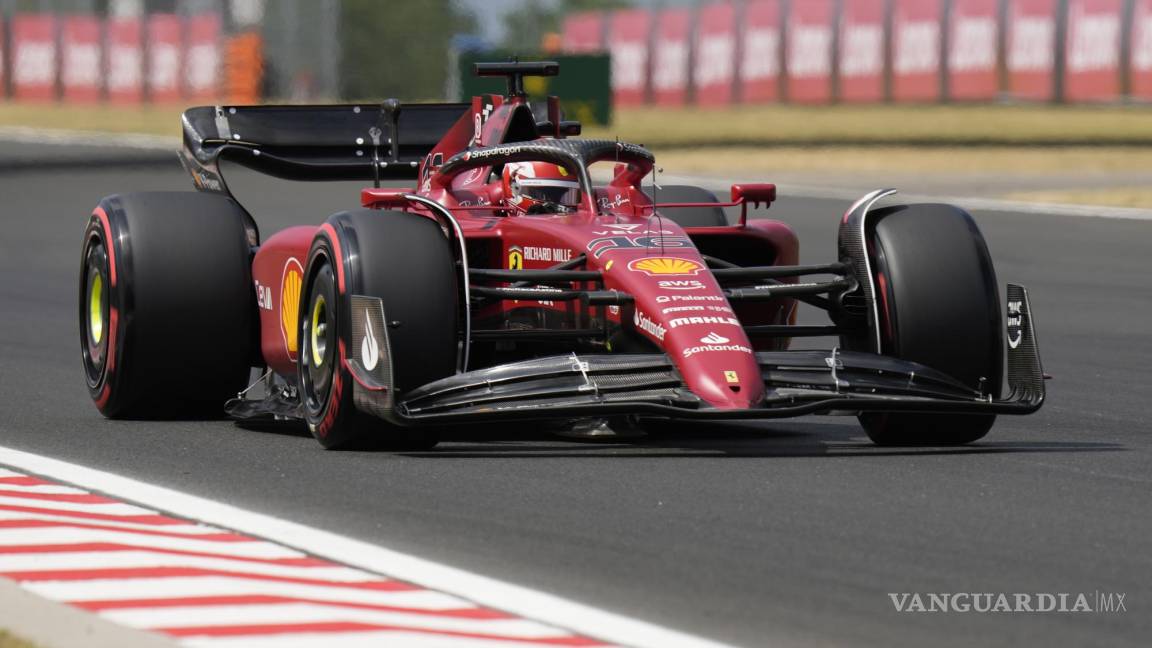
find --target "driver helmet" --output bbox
[502,162,581,214]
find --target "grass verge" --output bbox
[0,630,40,648]
[652,146,1152,174]
[5,101,1152,146]
[585,103,1152,147]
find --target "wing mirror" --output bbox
[731,183,776,225]
[731,183,776,207]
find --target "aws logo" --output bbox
[280,258,304,359]
[628,257,703,276]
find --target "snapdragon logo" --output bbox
[889,592,1126,613]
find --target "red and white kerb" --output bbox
[0,467,613,647]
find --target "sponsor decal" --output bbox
[655,294,725,303]
[361,308,380,371]
[669,316,741,329]
[1007,299,1023,349]
[592,225,674,235]
[255,281,272,310]
[683,342,752,358]
[632,309,667,341]
[191,169,223,192]
[587,235,692,258]
[608,305,620,315]
[463,145,524,161]
[662,305,705,314]
[628,257,703,276]
[472,101,494,145]
[598,193,632,210]
[724,370,740,384]
[513,286,564,294]
[508,246,524,270]
[522,246,574,263]
[707,305,734,313]
[657,280,706,291]
[280,258,304,359]
[701,332,730,344]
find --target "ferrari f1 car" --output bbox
[80,62,1045,449]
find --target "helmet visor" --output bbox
[517,179,582,207]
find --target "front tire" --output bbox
[298,210,459,449]
[855,204,1003,445]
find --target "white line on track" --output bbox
[5,126,1150,220]
[658,174,1152,221]
[0,445,738,648]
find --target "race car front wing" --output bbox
[356,284,1045,425]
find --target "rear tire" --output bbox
[647,185,728,227]
[80,192,256,418]
[298,210,458,449]
[855,204,1002,445]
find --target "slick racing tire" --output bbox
[80,192,256,418]
[646,185,729,227]
[298,210,458,450]
[856,204,1003,446]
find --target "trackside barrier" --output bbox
[12,14,56,101]
[787,0,835,103]
[652,7,691,106]
[61,15,101,103]
[840,0,886,103]
[948,0,1000,100]
[740,0,781,103]
[561,0,1152,106]
[0,10,252,104]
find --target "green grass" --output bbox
[0,630,41,648]
[5,101,1152,146]
[584,103,1152,147]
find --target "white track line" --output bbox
[28,577,475,609]
[103,603,571,637]
[3,126,1150,220]
[0,125,178,150]
[0,445,737,648]
[660,174,1152,221]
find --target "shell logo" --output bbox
[628,257,703,276]
[280,258,304,359]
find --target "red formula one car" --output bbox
[79,62,1044,449]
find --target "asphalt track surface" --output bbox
[1,142,1149,647]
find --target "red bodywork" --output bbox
[250,93,799,412]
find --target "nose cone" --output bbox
[666,323,763,409]
[605,255,764,410]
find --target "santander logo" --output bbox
[700,332,729,344]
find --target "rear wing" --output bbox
[179,103,469,194]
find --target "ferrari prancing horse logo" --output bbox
[508,246,524,270]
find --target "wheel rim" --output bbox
[310,295,328,368]
[301,262,337,415]
[88,272,104,345]
[81,239,110,384]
